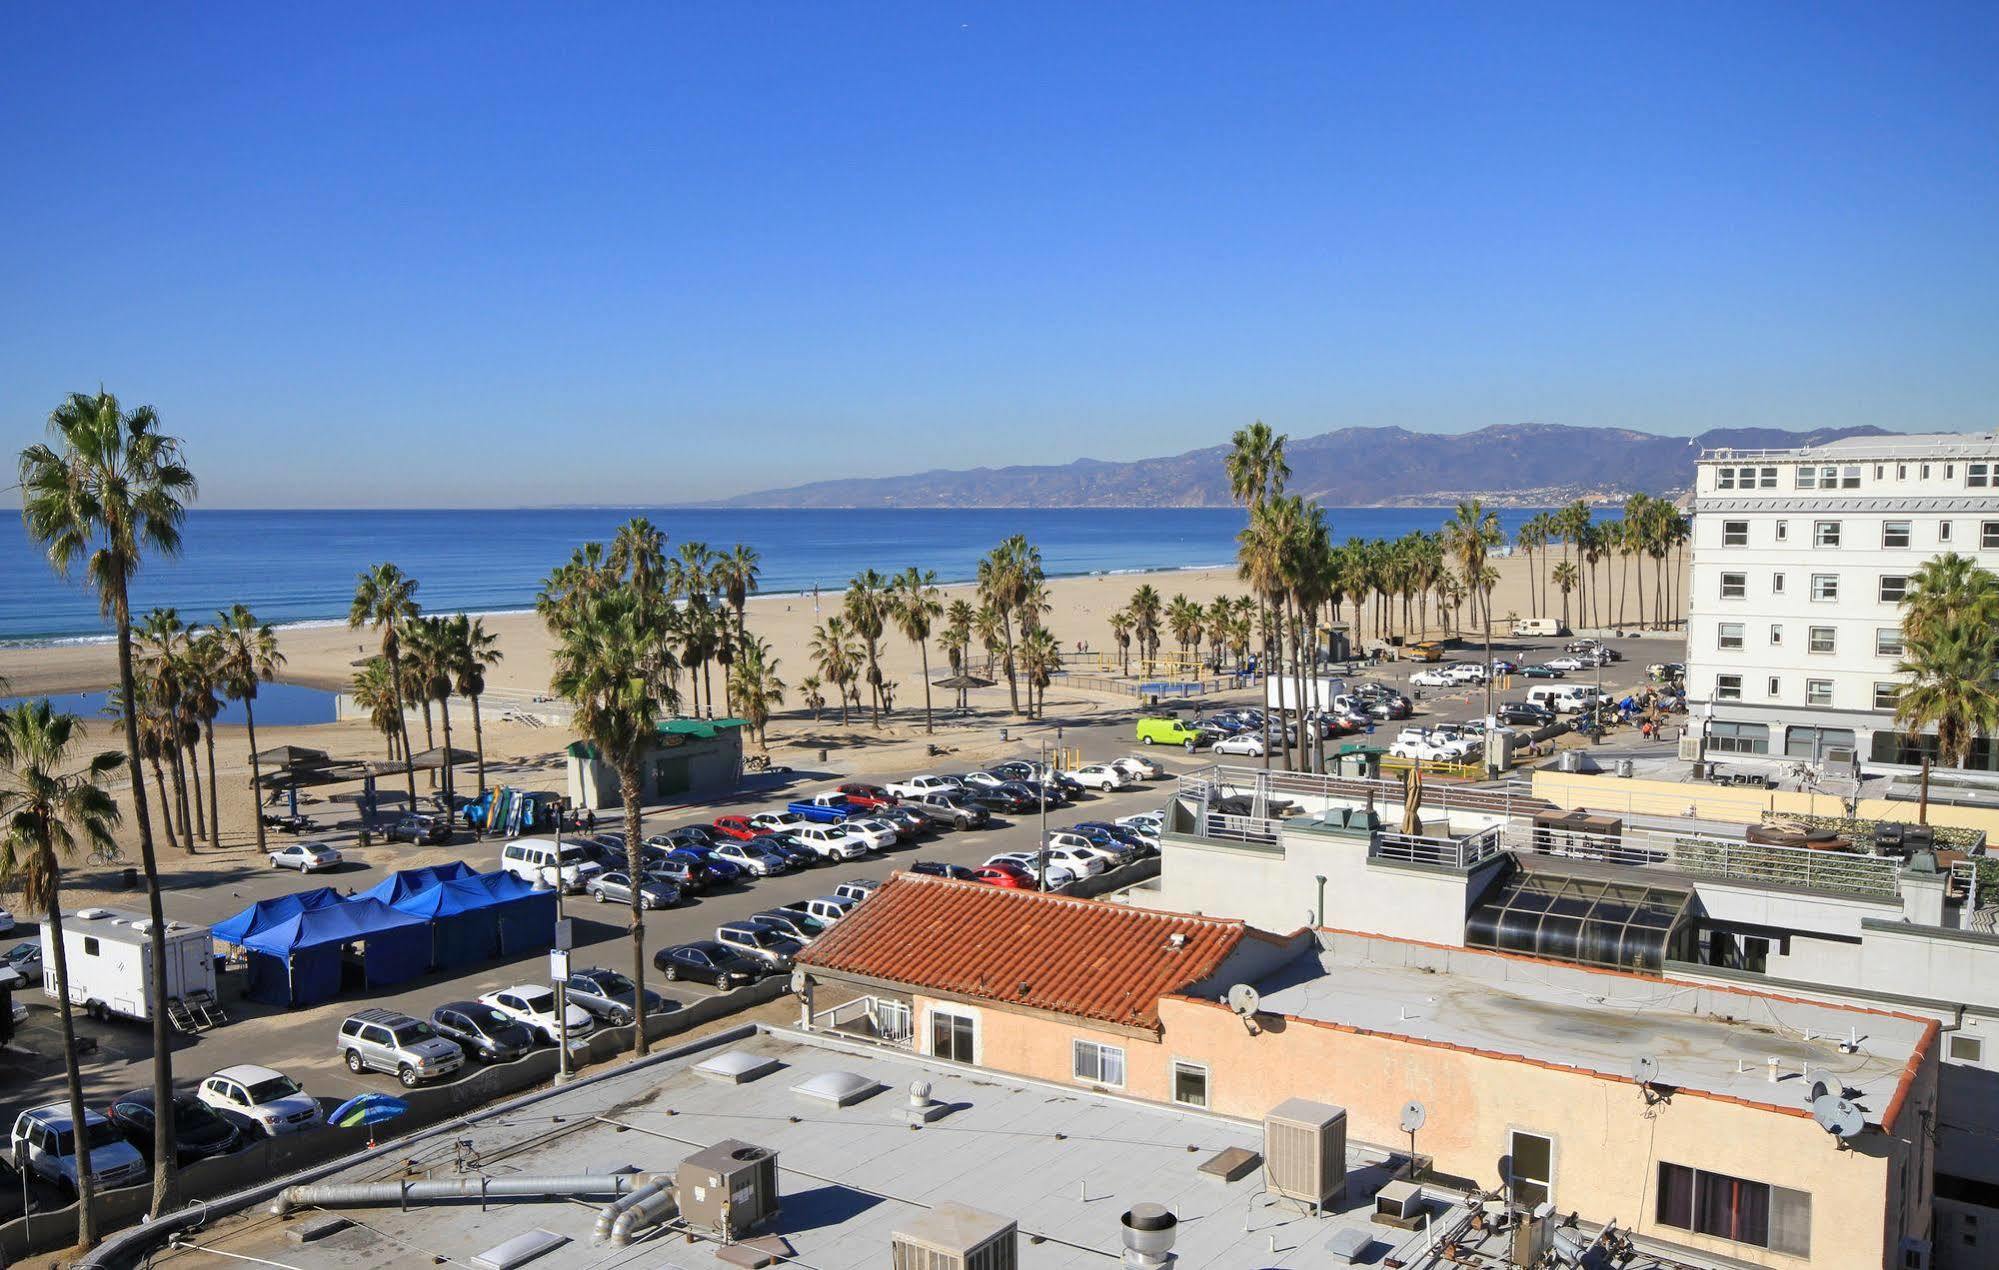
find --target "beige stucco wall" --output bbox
[908,989,1935,1270]
[1532,767,1999,839]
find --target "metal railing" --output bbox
[1502,821,1903,899]
[1370,825,1502,870]
[1177,764,1548,822]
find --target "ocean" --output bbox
[0,506,1567,646]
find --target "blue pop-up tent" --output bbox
[463,870,558,955]
[211,887,345,946]
[239,898,433,1007]
[384,874,507,971]
[357,862,476,908]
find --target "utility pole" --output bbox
[552,804,573,1084]
[1037,738,1049,891]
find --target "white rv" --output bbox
[1263,675,1346,714]
[42,908,217,1024]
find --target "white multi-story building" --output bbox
[1688,432,1999,775]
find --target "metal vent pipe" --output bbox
[271,1173,642,1216]
[594,1174,674,1244]
[611,1185,682,1245]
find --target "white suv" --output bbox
[10,1105,146,1194]
[792,824,868,861]
[498,837,601,892]
[1065,764,1129,792]
[197,1065,321,1137]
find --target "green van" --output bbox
[1135,716,1209,751]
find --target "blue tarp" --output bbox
[211,887,345,946]
[240,898,434,1007]
[356,862,476,907]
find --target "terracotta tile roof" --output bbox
[796,873,1246,1030]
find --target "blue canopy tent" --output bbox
[211,887,345,947]
[464,871,557,955]
[239,898,433,1007]
[384,874,507,971]
[357,862,476,907]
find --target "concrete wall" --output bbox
[1532,768,1999,839]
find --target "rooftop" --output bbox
[1698,431,1999,462]
[1246,930,1932,1124]
[798,874,1252,1030]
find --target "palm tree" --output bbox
[445,615,502,797]
[1902,553,1999,646]
[844,570,891,725]
[1552,560,1579,629]
[728,635,786,747]
[214,605,284,854]
[941,600,975,675]
[0,701,125,1248]
[890,568,944,733]
[799,675,827,722]
[1237,500,1294,770]
[1443,500,1503,738]
[349,564,420,807]
[717,543,761,660]
[352,658,405,760]
[409,616,460,807]
[136,609,194,844]
[977,536,1042,714]
[1205,598,1234,671]
[670,541,719,711]
[808,618,861,726]
[1225,420,1290,508]
[1019,627,1062,718]
[185,628,226,850]
[1108,610,1134,675]
[549,585,663,1060]
[21,393,197,1209]
[973,603,1007,679]
[1127,585,1164,669]
[1166,594,1204,660]
[1894,626,1999,777]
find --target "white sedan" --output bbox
[1065,764,1129,792]
[1409,668,1455,688]
[269,842,342,873]
[1111,754,1164,781]
[1546,655,1588,671]
[1212,733,1268,756]
[1389,737,1466,762]
[479,986,595,1045]
[843,818,900,851]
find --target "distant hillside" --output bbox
[711,423,1896,508]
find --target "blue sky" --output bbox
[3,3,1995,507]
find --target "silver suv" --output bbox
[337,1008,465,1087]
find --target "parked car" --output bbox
[713,840,791,877]
[10,1106,147,1195]
[1213,732,1268,756]
[791,823,869,861]
[196,1065,321,1137]
[983,853,1080,888]
[654,825,718,850]
[1074,822,1153,854]
[1388,735,1467,762]
[104,1090,242,1164]
[1116,811,1164,838]
[752,833,821,870]
[3,941,42,981]
[1065,763,1130,792]
[1112,754,1164,780]
[499,838,602,892]
[1135,716,1210,751]
[643,854,710,894]
[385,813,452,845]
[881,806,933,838]
[751,909,821,942]
[1489,659,1520,674]
[835,782,899,809]
[1040,842,1106,877]
[1048,829,1128,870]
[1442,663,1488,685]
[909,860,982,881]
[710,815,760,841]
[1410,667,1455,688]
[666,846,745,884]
[0,905,11,935]
[843,818,901,852]
[269,841,341,873]
[1520,663,1567,679]
[968,784,1036,814]
[884,774,958,800]
[429,1000,536,1063]
[974,862,1038,889]
[907,791,990,830]
[585,869,681,909]
[749,810,809,834]
[715,920,803,971]
[478,985,594,1045]
[785,794,863,823]
[563,967,668,1025]
[1546,655,1588,671]
[1499,702,1556,727]
[654,940,765,988]
[780,895,858,929]
[337,1008,465,1086]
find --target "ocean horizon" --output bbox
[0,506,1578,646]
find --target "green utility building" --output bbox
[566,717,747,810]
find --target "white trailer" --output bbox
[1264,675,1347,714]
[41,907,220,1027]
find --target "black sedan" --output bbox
[105,1090,242,1164]
[430,1000,537,1063]
[654,941,766,988]
[1499,702,1556,727]
[1519,664,1567,679]
[752,834,821,870]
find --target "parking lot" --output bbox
[0,629,1680,1215]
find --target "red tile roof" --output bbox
[796,873,1246,1030]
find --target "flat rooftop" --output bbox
[173,1027,1425,1270]
[1699,431,1999,461]
[1254,931,1930,1122]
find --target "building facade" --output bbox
[1687,432,1999,774]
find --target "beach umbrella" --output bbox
[327,1092,410,1146]
[932,673,996,712]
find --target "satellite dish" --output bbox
[1807,1077,1833,1105]
[1811,1093,1866,1140]
[789,969,807,994]
[1226,984,1261,1017]
[1633,1055,1660,1087]
[1399,1101,1426,1134]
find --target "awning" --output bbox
[406,746,479,771]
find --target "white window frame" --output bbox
[1879,575,1908,604]
[1716,467,1737,491]
[1767,677,1780,697]
[1770,624,1783,645]
[1071,1038,1126,1088]
[1948,1035,1983,1065]
[1759,466,1777,489]
[1715,674,1743,702]
[1882,521,1911,548]
[1771,572,1785,595]
[1813,521,1841,548]
[927,1007,979,1064]
[1842,466,1861,488]
[1720,572,1747,600]
[1810,574,1839,602]
[1983,522,1999,550]
[1941,520,1954,542]
[1721,520,1748,547]
[1795,467,1818,490]
[1508,1129,1555,1209]
[1873,682,1901,710]
[1877,627,1904,657]
[1717,622,1745,651]
[1170,1058,1210,1108]
[1970,463,1992,489]
[1774,520,1789,542]
[1808,626,1836,655]
[1806,679,1833,707]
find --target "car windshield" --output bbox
[594,971,635,993]
[245,1075,301,1102]
[556,847,591,865]
[53,1121,124,1154]
[471,1006,512,1030]
[390,1021,436,1044]
[171,1098,218,1129]
[518,988,554,1010]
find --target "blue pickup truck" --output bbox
[785,794,861,824]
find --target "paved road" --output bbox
[0,629,1682,1211]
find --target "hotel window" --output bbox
[1948,463,1957,478]
[1709,721,1770,754]
[1810,574,1839,602]
[1715,675,1743,701]
[1717,623,1745,650]
[1806,679,1833,706]
[1880,575,1908,603]
[1720,573,1747,599]
[1758,466,1777,488]
[1767,677,1780,696]
[1795,466,1818,490]
[1813,521,1841,548]
[1983,522,1999,550]
[1771,573,1785,595]
[1071,1039,1126,1087]
[1656,1163,1811,1256]
[1508,1131,1554,1208]
[1875,464,1885,480]
[1877,628,1905,657]
[1769,624,1783,645]
[928,1008,977,1063]
[1716,467,1735,490]
[1941,521,1954,543]
[1841,466,1861,488]
[1874,682,1902,710]
[1971,463,1992,489]
[1722,520,1748,547]
[1949,1035,1984,1065]
[1922,463,1932,479]
[1171,1060,1210,1108]
[1897,463,1908,480]
[1774,520,1789,542]
[1882,521,1911,548]
[1808,626,1835,654]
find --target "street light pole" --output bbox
[1037,738,1049,891]
[552,806,572,1084]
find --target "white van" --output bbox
[1527,684,1599,714]
[499,838,602,892]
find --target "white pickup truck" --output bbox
[885,774,958,800]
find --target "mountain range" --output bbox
[711,423,1896,508]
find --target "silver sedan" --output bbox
[585,870,681,909]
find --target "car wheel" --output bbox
[614,1009,633,1026]
[592,889,605,902]
[398,1065,419,1088]
[345,1049,364,1073]
[1141,735,1155,745]
[663,964,680,981]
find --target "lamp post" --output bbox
[551,803,573,1084]
[1037,738,1050,891]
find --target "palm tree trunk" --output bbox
[203,720,221,851]
[44,884,99,1249]
[470,693,488,796]
[919,638,934,734]
[420,699,436,786]
[621,762,649,1060]
[386,646,417,806]
[151,759,180,852]
[702,661,714,716]
[438,695,455,812]
[1001,613,1019,714]
[186,739,206,840]
[114,595,179,1214]
[168,747,191,849]
[246,698,266,855]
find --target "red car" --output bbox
[711,815,759,841]
[836,783,898,810]
[974,863,1038,890]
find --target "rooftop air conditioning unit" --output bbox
[1677,734,1701,763]
[891,1202,1017,1270]
[675,1140,779,1241]
[1263,1098,1347,1212]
